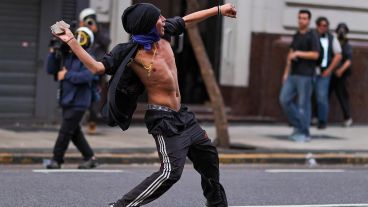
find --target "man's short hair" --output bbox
[316,16,329,26]
[299,9,312,19]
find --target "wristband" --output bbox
[218,5,222,16]
[66,37,75,44]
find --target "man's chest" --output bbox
[131,43,177,82]
[294,35,312,50]
[320,37,329,51]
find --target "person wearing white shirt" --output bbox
[313,17,342,129]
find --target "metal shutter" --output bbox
[0,0,41,118]
[62,0,77,22]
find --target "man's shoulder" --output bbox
[101,41,138,75]
[109,41,137,56]
[327,31,334,37]
[291,31,307,43]
[292,31,299,38]
[306,29,319,38]
[112,42,135,51]
[291,32,299,44]
[304,30,320,44]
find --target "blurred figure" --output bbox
[79,8,111,59]
[45,27,98,169]
[79,8,111,135]
[313,17,342,129]
[279,10,320,142]
[329,23,353,127]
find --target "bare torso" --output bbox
[128,39,181,111]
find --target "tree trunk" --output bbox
[185,0,230,148]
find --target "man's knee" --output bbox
[58,130,74,138]
[59,125,78,136]
[319,93,329,103]
[279,94,290,108]
[167,165,184,183]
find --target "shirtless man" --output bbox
[53,3,236,207]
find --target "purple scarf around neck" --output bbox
[132,27,160,51]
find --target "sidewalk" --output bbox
[1,123,368,165]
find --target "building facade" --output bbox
[1,0,368,123]
[220,0,368,123]
[0,0,90,122]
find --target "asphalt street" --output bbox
[0,164,368,207]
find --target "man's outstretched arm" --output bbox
[183,3,237,28]
[52,25,106,75]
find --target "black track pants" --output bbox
[115,106,227,207]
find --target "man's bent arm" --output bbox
[67,38,105,74]
[282,49,293,83]
[326,37,343,73]
[296,51,319,60]
[183,3,237,27]
[53,26,105,75]
[338,59,352,73]
[325,53,342,74]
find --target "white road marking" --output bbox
[230,204,368,207]
[265,169,345,173]
[33,169,124,173]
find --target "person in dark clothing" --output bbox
[79,8,111,135]
[329,23,353,127]
[46,27,98,169]
[313,17,342,129]
[52,2,236,206]
[279,9,320,142]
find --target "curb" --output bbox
[218,153,368,165]
[2,152,368,165]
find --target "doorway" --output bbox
[132,0,223,105]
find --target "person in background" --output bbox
[279,9,320,142]
[79,8,111,135]
[45,27,98,169]
[329,23,353,127]
[313,17,342,129]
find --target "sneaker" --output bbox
[78,158,98,169]
[343,118,353,127]
[291,128,299,135]
[289,133,310,143]
[107,203,115,207]
[206,200,228,207]
[46,160,61,169]
[288,128,300,139]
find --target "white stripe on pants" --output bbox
[127,135,171,207]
